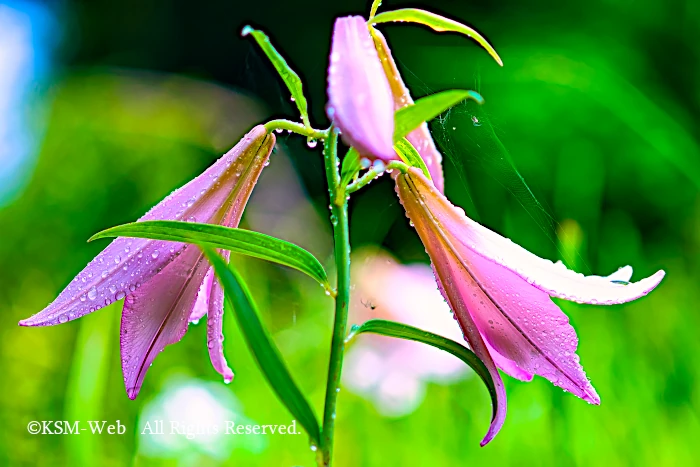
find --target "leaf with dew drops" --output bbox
[346,319,500,442]
[340,147,362,189]
[394,137,431,180]
[242,25,310,129]
[395,89,484,142]
[369,8,503,66]
[90,221,330,291]
[203,248,321,445]
[369,0,383,19]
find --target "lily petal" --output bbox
[205,250,234,384]
[396,168,664,407]
[327,16,395,161]
[371,28,445,191]
[403,169,665,305]
[405,194,507,445]
[190,268,214,323]
[21,125,275,395]
[20,126,274,328]
[121,245,210,399]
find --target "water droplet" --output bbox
[307,138,317,148]
[152,250,160,259]
[116,291,126,300]
[114,256,121,264]
[109,285,117,293]
[87,287,97,300]
[58,315,68,324]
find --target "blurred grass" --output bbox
[1,0,699,465]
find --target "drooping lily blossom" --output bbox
[20,125,276,399]
[326,16,395,161]
[370,28,445,192]
[395,167,665,445]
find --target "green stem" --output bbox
[264,119,328,140]
[320,128,351,467]
[346,169,383,194]
[345,160,409,195]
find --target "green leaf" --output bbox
[394,89,484,141]
[90,221,329,289]
[346,319,498,424]
[394,137,431,180]
[369,0,383,19]
[370,8,503,66]
[203,249,321,444]
[340,147,362,188]
[241,26,310,128]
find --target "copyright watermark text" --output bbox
[27,420,125,435]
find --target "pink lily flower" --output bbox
[326,16,395,161]
[327,17,446,190]
[19,125,276,399]
[395,167,665,444]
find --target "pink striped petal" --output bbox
[371,28,445,192]
[190,268,214,323]
[403,168,665,305]
[20,126,274,328]
[405,197,506,445]
[396,168,665,408]
[21,125,275,397]
[327,16,395,161]
[121,246,210,399]
[206,250,234,384]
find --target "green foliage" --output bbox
[203,249,321,445]
[347,319,499,431]
[91,220,330,289]
[370,8,503,66]
[340,147,362,189]
[394,89,484,141]
[242,26,311,128]
[394,137,431,179]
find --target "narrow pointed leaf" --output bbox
[370,8,503,66]
[91,221,329,289]
[394,90,484,141]
[242,26,310,128]
[203,248,321,444]
[340,147,362,188]
[395,137,431,180]
[347,319,499,437]
[369,0,383,19]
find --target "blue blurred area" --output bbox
[0,0,56,205]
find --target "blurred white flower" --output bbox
[343,248,470,417]
[137,374,266,461]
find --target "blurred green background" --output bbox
[0,0,698,465]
